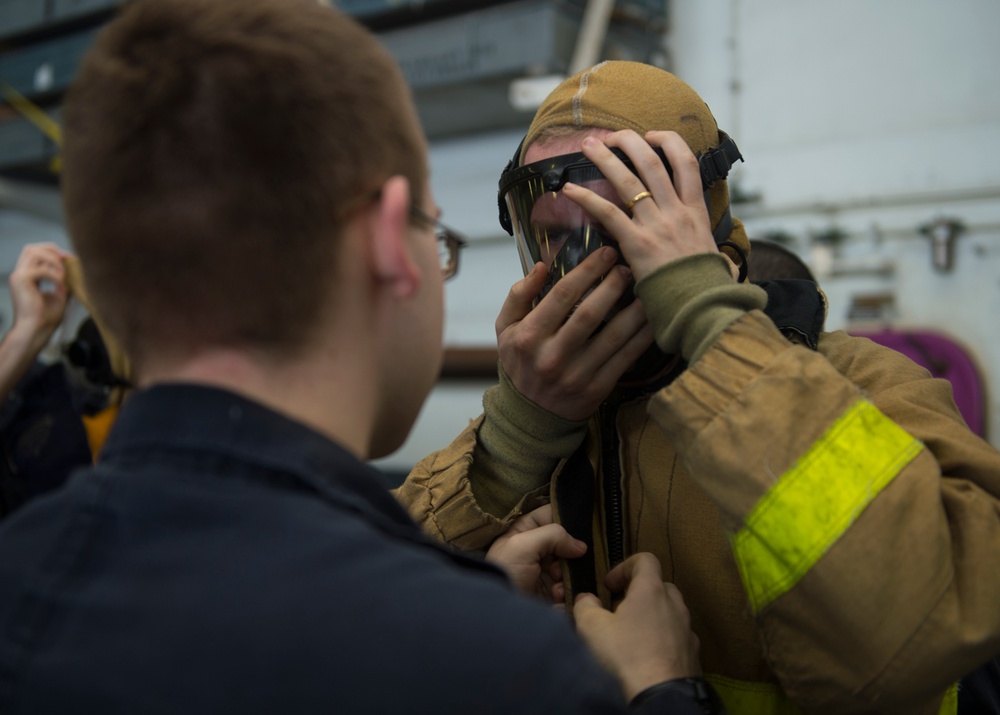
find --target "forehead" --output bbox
[522,128,620,227]
[529,191,585,227]
[522,127,613,165]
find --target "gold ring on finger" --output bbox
[625,191,653,212]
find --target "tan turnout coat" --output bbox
[396,311,1000,715]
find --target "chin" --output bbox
[368,404,421,460]
[369,355,438,460]
[367,427,405,461]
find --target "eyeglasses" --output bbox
[409,204,468,281]
[342,189,468,280]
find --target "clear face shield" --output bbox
[498,132,745,296]
[499,148,677,384]
[499,148,645,311]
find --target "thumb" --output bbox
[504,503,554,537]
[573,592,607,620]
[605,552,662,594]
[496,262,546,336]
[514,523,588,562]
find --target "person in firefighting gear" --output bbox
[0,243,129,517]
[395,61,1000,715]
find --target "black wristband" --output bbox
[629,677,725,713]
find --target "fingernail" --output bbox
[601,247,616,262]
[582,136,599,148]
[617,265,632,279]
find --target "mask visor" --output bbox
[501,151,629,304]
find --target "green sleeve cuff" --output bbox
[470,366,588,517]
[635,253,768,364]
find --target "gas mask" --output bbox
[497,132,745,385]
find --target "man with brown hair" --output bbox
[399,61,1000,714]
[0,5,715,713]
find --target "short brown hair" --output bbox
[62,0,427,367]
[746,239,817,283]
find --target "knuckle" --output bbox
[636,552,663,574]
[676,151,699,173]
[506,328,538,358]
[636,152,662,175]
[494,319,505,338]
[508,281,528,301]
[594,201,619,225]
[571,300,603,326]
[533,352,563,381]
[547,278,582,304]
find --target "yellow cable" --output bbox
[0,78,62,144]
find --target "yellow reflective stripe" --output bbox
[939,682,958,715]
[732,399,922,612]
[0,78,62,145]
[705,674,802,714]
[705,674,957,715]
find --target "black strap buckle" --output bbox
[699,130,743,187]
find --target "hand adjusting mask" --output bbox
[497,131,745,310]
[496,131,745,386]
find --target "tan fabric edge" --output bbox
[395,416,551,551]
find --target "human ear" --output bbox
[370,175,421,298]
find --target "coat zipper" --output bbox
[599,401,624,568]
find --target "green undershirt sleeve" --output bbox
[470,367,588,517]
[635,253,768,364]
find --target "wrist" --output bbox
[484,367,587,461]
[629,677,724,714]
[635,254,766,363]
[3,319,53,355]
